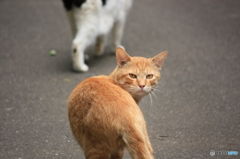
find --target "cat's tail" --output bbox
[122,125,154,159]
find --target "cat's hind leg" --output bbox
[95,35,106,56]
[71,0,101,72]
[110,147,125,159]
[66,9,77,37]
[143,128,154,154]
[111,18,126,52]
[84,144,110,159]
[122,126,154,159]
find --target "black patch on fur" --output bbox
[62,0,107,11]
[102,0,107,6]
[62,0,86,11]
[73,48,77,54]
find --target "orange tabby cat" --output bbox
[68,48,167,159]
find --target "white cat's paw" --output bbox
[80,64,89,72]
[73,63,89,72]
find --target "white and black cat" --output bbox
[62,0,133,72]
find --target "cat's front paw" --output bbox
[73,63,89,72]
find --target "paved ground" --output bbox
[0,0,240,158]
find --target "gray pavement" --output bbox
[0,0,240,158]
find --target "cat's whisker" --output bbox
[127,89,133,93]
[126,85,135,88]
[155,83,166,92]
[152,88,163,93]
[152,88,165,95]
[126,87,135,94]
[150,91,158,100]
[148,92,153,113]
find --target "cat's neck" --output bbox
[109,67,117,79]
[131,95,142,104]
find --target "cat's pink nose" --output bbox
[139,85,145,88]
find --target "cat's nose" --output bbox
[139,85,145,88]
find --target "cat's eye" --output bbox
[129,73,137,79]
[146,74,153,79]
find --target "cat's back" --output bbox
[69,75,134,104]
[68,75,153,158]
[68,75,138,119]
[68,75,142,143]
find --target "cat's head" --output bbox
[110,47,167,103]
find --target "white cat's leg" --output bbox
[72,40,89,72]
[111,0,133,51]
[66,10,77,37]
[95,35,106,56]
[71,0,101,72]
[71,22,99,72]
[111,17,126,51]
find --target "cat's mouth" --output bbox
[137,91,147,96]
[135,88,150,96]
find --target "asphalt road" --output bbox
[1,0,240,158]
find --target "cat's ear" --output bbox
[116,47,131,67]
[151,51,168,70]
